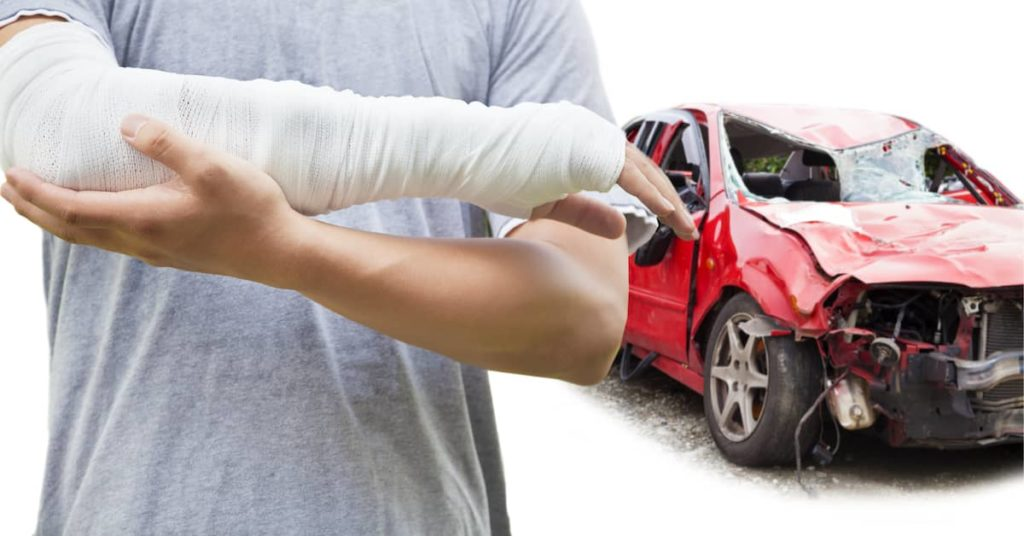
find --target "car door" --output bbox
[625,111,709,362]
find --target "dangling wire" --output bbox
[795,368,849,497]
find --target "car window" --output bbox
[660,120,708,197]
[719,115,969,205]
[631,120,666,157]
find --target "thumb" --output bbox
[530,194,626,240]
[120,114,205,176]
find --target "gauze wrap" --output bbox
[0,22,626,218]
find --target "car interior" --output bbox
[725,119,842,202]
[629,117,710,213]
[660,125,707,186]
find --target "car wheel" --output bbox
[702,293,823,466]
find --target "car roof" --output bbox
[690,104,921,150]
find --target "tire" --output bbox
[702,293,823,466]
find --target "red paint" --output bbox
[627,214,703,361]
[744,202,1024,289]
[943,189,978,203]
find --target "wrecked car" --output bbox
[618,104,1023,466]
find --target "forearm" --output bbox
[268,214,627,384]
[0,20,624,218]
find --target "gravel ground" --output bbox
[576,365,1023,496]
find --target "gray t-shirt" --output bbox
[0,1,635,534]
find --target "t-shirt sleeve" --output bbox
[484,0,656,252]
[0,1,111,45]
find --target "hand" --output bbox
[530,142,699,241]
[1,114,306,288]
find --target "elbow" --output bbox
[549,280,628,387]
[561,346,621,386]
[498,236,629,386]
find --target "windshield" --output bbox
[721,117,960,204]
[834,129,952,203]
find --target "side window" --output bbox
[631,120,666,157]
[660,121,708,198]
[626,113,709,212]
[661,124,691,177]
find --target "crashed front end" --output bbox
[822,283,1023,447]
[720,109,1024,449]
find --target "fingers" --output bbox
[530,194,626,240]
[1,176,113,246]
[2,167,157,229]
[121,114,209,178]
[636,155,698,240]
[618,160,697,240]
[617,144,699,240]
[617,159,674,217]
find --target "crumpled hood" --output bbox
[744,202,1024,289]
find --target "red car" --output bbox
[619,104,1023,466]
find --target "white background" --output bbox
[1,0,1021,533]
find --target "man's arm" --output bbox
[0,8,673,384]
[0,18,695,238]
[293,212,628,386]
[2,116,625,384]
[0,13,61,44]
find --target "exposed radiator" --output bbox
[981,300,1023,358]
[972,299,1023,413]
[972,378,1023,412]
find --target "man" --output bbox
[0,1,687,533]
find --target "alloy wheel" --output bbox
[708,313,771,442]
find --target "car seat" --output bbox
[785,180,841,201]
[784,149,841,201]
[743,173,785,198]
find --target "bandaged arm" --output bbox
[0,21,626,219]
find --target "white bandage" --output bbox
[0,22,626,219]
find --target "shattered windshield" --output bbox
[721,117,959,204]
[833,129,952,203]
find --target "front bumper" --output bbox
[872,350,1024,447]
